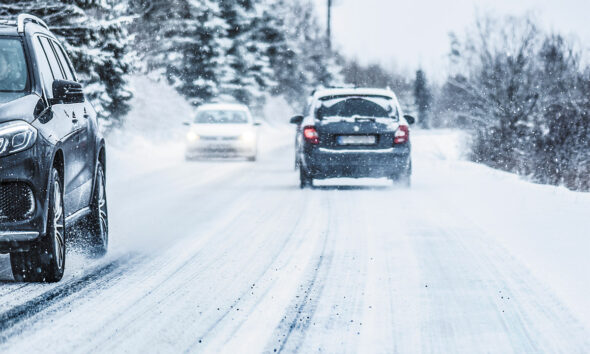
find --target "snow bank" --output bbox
[413,129,590,330]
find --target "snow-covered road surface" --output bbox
[0,129,588,353]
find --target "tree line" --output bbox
[0,0,340,127]
[0,0,431,127]
[436,15,590,191]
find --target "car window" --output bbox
[316,96,396,119]
[194,110,249,124]
[52,41,75,81]
[0,38,28,93]
[38,37,64,81]
[31,37,55,98]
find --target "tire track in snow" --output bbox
[69,146,301,352]
[189,199,310,348]
[78,177,267,351]
[402,194,590,353]
[0,255,136,343]
[265,197,334,354]
[0,149,260,348]
[187,192,327,352]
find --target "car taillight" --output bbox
[394,125,409,144]
[303,126,319,145]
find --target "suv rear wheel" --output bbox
[77,162,109,258]
[11,168,65,282]
[86,162,108,257]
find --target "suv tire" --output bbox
[86,162,108,257]
[11,168,65,282]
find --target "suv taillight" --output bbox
[303,126,319,145]
[394,125,409,144]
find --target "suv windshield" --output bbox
[194,110,249,124]
[0,38,28,95]
[316,96,397,119]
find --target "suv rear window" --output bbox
[317,96,397,119]
[0,38,28,92]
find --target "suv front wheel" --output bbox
[11,168,66,282]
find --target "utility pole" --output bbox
[327,0,332,50]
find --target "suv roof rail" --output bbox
[17,14,49,33]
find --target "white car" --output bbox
[185,104,260,161]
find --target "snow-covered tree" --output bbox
[131,0,228,106]
[216,0,274,107]
[263,0,343,109]
[444,14,590,190]
[0,0,133,127]
[414,69,432,128]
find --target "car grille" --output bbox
[200,136,240,141]
[0,183,35,222]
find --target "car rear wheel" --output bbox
[86,162,108,257]
[391,160,412,188]
[299,166,313,189]
[10,168,66,282]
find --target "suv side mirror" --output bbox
[403,115,416,125]
[290,115,304,125]
[51,80,84,104]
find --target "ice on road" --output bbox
[0,128,588,353]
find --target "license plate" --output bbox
[337,135,376,145]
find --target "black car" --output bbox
[0,15,108,282]
[291,88,415,189]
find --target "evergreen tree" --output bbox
[131,0,343,112]
[413,69,432,128]
[131,0,230,106]
[217,0,273,107]
[263,0,342,109]
[0,0,133,127]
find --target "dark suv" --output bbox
[0,15,108,282]
[291,88,415,188]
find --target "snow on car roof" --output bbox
[197,103,250,112]
[312,88,398,100]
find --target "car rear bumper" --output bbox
[303,145,411,179]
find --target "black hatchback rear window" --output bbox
[316,96,396,119]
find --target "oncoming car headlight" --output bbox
[0,121,38,157]
[240,131,256,144]
[187,131,200,142]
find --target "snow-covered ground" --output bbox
[0,78,588,352]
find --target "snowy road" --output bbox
[0,129,588,353]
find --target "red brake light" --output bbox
[303,126,319,144]
[394,125,409,144]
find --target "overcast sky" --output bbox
[314,0,590,81]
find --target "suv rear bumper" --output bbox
[303,144,411,179]
[0,146,50,252]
